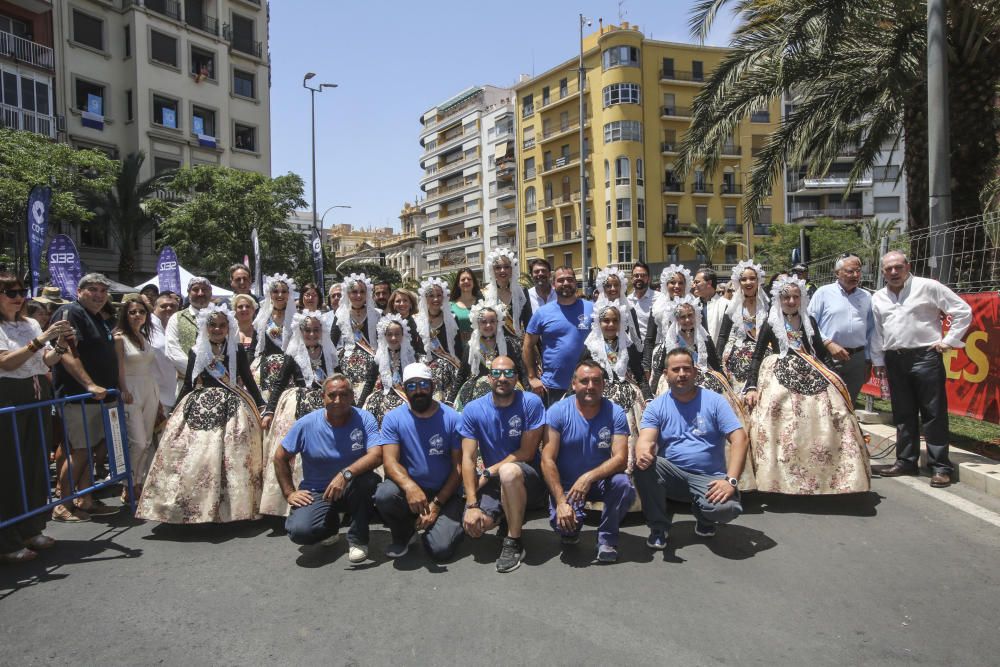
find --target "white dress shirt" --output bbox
[704,294,727,344]
[627,288,654,339]
[870,275,972,366]
[526,285,556,315]
[150,317,178,408]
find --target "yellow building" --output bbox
[515,22,783,281]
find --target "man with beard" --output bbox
[525,258,556,317]
[165,277,213,381]
[633,348,747,549]
[691,268,727,346]
[276,374,382,564]
[523,266,594,407]
[541,361,633,563]
[626,262,654,340]
[374,362,465,560]
[459,356,547,573]
[372,280,392,313]
[150,291,181,412]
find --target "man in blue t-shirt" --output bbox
[524,266,594,407]
[275,374,383,563]
[375,362,464,561]
[541,360,635,563]
[634,347,748,549]
[459,356,548,573]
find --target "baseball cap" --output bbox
[402,362,433,384]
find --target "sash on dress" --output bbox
[199,363,262,426]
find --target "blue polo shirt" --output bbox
[545,396,628,486]
[281,408,380,492]
[526,299,594,390]
[458,390,546,467]
[380,403,462,490]
[640,388,742,476]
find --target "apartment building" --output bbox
[515,22,784,281]
[0,1,57,140]
[381,202,424,284]
[418,85,515,279]
[52,0,272,278]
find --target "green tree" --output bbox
[755,218,862,271]
[153,166,306,282]
[80,151,170,284]
[680,0,1000,279]
[331,262,401,287]
[0,128,115,266]
[684,218,743,267]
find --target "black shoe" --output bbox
[496,537,525,573]
[872,462,919,477]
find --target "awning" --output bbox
[494,141,512,160]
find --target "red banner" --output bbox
[862,292,1000,424]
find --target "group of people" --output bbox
[0,247,972,571]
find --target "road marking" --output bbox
[891,476,1000,529]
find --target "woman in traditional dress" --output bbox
[743,277,870,495]
[114,297,160,503]
[451,268,483,344]
[331,273,379,403]
[593,266,642,348]
[361,314,416,425]
[650,295,756,490]
[258,310,337,516]
[384,288,424,356]
[718,260,770,392]
[414,277,463,406]
[454,300,527,410]
[232,294,258,362]
[483,247,529,345]
[251,274,297,401]
[643,264,693,372]
[138,304,266,524]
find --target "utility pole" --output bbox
[578,14,591,293]
[927,0,952,282]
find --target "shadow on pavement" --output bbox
[744,491,882,517]
[663,521,778,561]
[143,520,271,544]
[0,538,142,601]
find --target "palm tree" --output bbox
[679,0,1000,282]
[857,216,903,282]
[684,218,743,267]
[82,151,172,284]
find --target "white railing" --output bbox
[0,30,55,71]
[0,103,56,139]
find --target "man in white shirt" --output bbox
[691,268,727,346]
[150,291,181,411]
[870,251,972,487]
[164,277,213,379]
[524,258,556,317]
[627,262,654,341]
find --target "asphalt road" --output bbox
[2,477,999,666]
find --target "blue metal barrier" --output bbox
[0,389,135,530]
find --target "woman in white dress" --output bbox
[593,266,642,348]
[718,260,770,392]
[454,300,528,410]
[414,277,464,406]
[251,274,297,401]
[483,247,528,346]
[113,297,161,502]
[643,264,692,373]
[361,314,416,425]
[331,273,379,404]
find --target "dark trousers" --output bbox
[374,479,464,561]
[543,387,568,408]
[633,457,742,532]
[547,473,635,547]
[284,471,379,546]
[830,348,871,404]
[0,377,52,553]
[885,347,952,473]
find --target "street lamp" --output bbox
[578,14,592,294]
[319,203,351,246]
[302,73,337,233]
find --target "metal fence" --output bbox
[0,390,134,531]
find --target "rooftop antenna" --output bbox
[618,0,627,23]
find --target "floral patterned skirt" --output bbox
[259,387,323,517]
[251,353,285,404]
[427,354,461,406]
[725,336,759,393]
[749,353,870,495]
[339,346,374,406]
[137,387,263,523]
[362,385,405,426]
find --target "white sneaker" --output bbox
[319,533,340,547]
[348,544,369,563]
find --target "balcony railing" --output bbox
[0,30,55,71]
[661,106,692,118]
[794,176,873,189]
[719,182,743,195]
[223,24,262,57]
[541,192,579,209]
[541,118,583,139]
[538,82,586,109]
[541,152,581,174]
[659,70,705,83]
[1,104,56,139]
[186,12,219,35]
[662,181,684,193]
[723,219,741,233]
[790,208,864,221]
[691,181,714,194]
[145,0,182,20]
[753,224,772,235]
[425,179,478,203]
[539,230,584,246]
[661,141,678,153]
[662,219,682,235]
[720,144,741,156]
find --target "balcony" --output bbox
[436,205,480,225]
[661,106,692,118]
[753,224,772,236]
[185,11,219,35]
[790,176,873,192]
[0,30,54,71]
[145,0,181,20]
[720,144,741,156]
[541,152,582,175]
[426,232,481,252]
[422,153,477,183]
[538,81,586,110]
[691,181,714,195]
[662,181,684,194]
[1,104,56,139]
[540,117,586,142]
[539,230,589,247]
[719,182,743,196]
[493,213,517,229]
[659,70,705,83]
[424,178,478,206]
[540,192,580,211]
[492,183,516,199]
[723,219,741,233]
[661,141,679,154]
[790,208,864,222]
[223,24,262,58]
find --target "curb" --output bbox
[861,422,1000,498]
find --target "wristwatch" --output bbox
[341,469,354,482]
[726,477,739,488]
[465,502,480,510]
[480,469,493,480]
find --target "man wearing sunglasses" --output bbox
[458,356,548,573]
[375,362,465,560]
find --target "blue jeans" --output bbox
[284,471,380,546]
[548,473,635,547]
[633,457,742,532]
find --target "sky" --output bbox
[268,0,737,232]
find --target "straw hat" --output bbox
[32,286,68,305]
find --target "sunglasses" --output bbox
[3,288,29,299]
[490,368,516,378]
[404,379,432,391]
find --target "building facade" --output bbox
[381,202,424,284]
[418,85,515,279]
[50,0,272,278]
[515,22,784,281]
[0,1,57,140]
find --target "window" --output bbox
[153,156,181,176]
[233,68,256,98]
[74,79,105,114]
[124,25,131,58]
[692,60,704,81]
[602,45,640,70]
[617,241,632,264]
[603,120,642,144]
[873,165,901,182]
[759,207,773,225]
[230,13,257,56]
[192,105,216,137]
[191,46,216,81]
[607,245,613,265]
[637,241,646,262]
[234,123,257,151]
[725,244,739,263]
[667,244,679,262]
[125,90,133,121]
[602,83,641,107]
[559,78,568,98]
[615,157,630,186]
[0,15,29,38]
[80,219,108,248]
[72,10,104,51]
[604,160,610,188]
[605,200,611,228]
[542,86,549,106]
[153,95,179,128]
[695,205,708,225]
[751,107,771,123]
[522,94,533,118]
[636,159,644,186]
[563,253,573,269]
[637,199,645,228]
[524,157,535,180]
[524,186,536,213]
[874,196,900,214]
[724,206,738,228]
[616,198,631,227]
[150,30,178,67]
